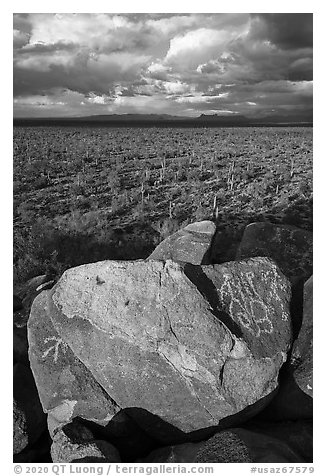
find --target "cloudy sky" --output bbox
[13,13,313,118]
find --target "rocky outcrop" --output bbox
[236,222,313,281]
[29,257,292,442]
[18,219,313,463]
[148,220,216,264]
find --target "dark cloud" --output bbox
[250,13,313,50]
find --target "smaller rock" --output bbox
[51,421,121,463]
[13,399,28,454]
[14,433,52,463]
[14,275,56,329]
[195,431,254,463]
[148,220,216,264]
[139,421,312,463]
[17,275,54,300]
[36,280,55,292]
[139,432,252,463]
[242,420,312,463]
[236,222,313,281]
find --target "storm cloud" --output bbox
[13,13,313,118]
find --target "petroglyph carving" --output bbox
[218,266,288,337]
[42,336,69,363]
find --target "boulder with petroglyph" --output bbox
[38,257,292,438]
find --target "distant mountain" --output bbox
[13,113,313,127]
[72,113,185,122]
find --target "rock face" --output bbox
[13,363,47,455]
[236,222,313,281]
[29,257,292,441]
[51,421,121,463]
[148,220,216,264]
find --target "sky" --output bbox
[13,13,313,119]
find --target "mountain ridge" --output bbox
[13,113,313,127]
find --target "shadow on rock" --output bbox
[78,393,280,462]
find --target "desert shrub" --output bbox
[151,218,182,241]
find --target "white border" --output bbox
[4,2,323,472]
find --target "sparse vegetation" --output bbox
[13,126,313,284]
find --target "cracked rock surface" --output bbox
[29,257,292,438]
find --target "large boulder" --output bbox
[13,363,47,455]
[236,222,313,281]
[51,421,121,463]
[29,257,292,442]
[148,220,216,264]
